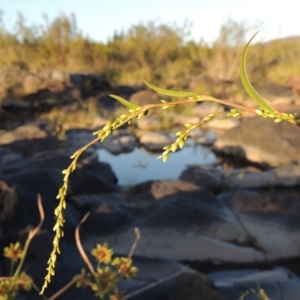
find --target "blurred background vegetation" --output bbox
[1,11,300,100]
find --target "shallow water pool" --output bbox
[97,143,217,185]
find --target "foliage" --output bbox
[0,198,139,300]
[73,244,137,299]
[239,287,270,300]
[0,196,46,300]
[0,12,300,97]
[68,214,139,300]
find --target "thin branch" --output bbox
[48,279,75,300]
[123,268,187,299]
[128,227,141,259]
[13,194,44,279]
[75,212,96,276]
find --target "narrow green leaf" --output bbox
[142,79,196,97]
[109,94,140,110]
[240,32,275,113]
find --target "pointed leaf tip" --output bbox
[240,32,276,113]
[109,94,140,110]
[142,78,196,97]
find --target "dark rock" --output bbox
[0,124,47,144]
[210,267,300,300]
[0,149,118,240]
[129,90,161,106]
[218,189,300,260]
[0,181,18,239]
[100,129,136,154]
[170,272,227,300]
[0,124,59,154]
[97,94,118,109]
[66,129,98,152]
[179,166,223,193]
[222,163,300,189]
[82,180,260,263]
[116,85,136,97]
[70,73,111,96]
[256,82,295,105]
[70,193,129,235]
[0,99,31,112]
[214,116,300,166]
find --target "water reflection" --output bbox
[97,143,217,185]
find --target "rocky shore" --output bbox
[1,70,300,299]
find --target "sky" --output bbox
[0,0,299,44]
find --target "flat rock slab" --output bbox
[80,180,266,263]
[214,116,300,166]
[210,267,300,300]
[180,163,300,191]
[218,189,300,261]
[223,162,300,189]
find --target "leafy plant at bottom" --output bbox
[0,196,46,300]
[72,214,138,300]
[239,287,270,300]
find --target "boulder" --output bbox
[66,129,98,151]
[210,267,300,300]
[0,124,47,145]
[101,129,136,154]
[139,131,173,151]
[0,66,26,98]
[136,117,161,131]
[256,82,295,105]
[0,124,59,154]
[0,152,23,165]
[173,115,201,127]
[286,75,300,92]
[70,73,111,95]
[204,118,240,130]
[0,149,118,240]
[214,116,300,166]
[82,180,262,263]
[171,272,227,300]
[223,163,300,189]
[195,130,217,146]
[22,73,66,96]
[0,181,18,239]
[130,90,161,106]
[192,102,225,118]
[179,166,223,193]
[218,189,300,260]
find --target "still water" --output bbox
[97,143,217,185]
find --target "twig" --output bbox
[128,228,141,258]
[123,268,187,299]
[48,279,75,300]
[13,194,44,279]
[75,212,96,276]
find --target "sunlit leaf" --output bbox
[240,32,276,113]
[142,79,196,97]
[109,94,140,110]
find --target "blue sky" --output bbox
[0,0,298,43]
